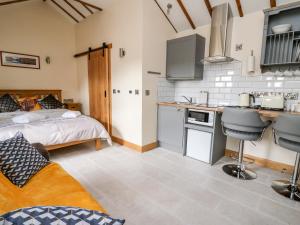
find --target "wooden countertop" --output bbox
[158,102,300,118]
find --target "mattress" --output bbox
[0,109,111,146]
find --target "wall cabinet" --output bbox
[166,34,205,80]
[261,2,300,72]
[157,105,185,154]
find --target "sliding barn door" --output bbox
[88,49,111,134]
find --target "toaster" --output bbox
[261,95,284,110]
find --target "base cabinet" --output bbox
[157,106,185,154]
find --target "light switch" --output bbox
[135,89,139,95]
[129,90,132,94]
[145,90,150,96]
[113,89,116,94]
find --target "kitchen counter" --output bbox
[158,102,300,118]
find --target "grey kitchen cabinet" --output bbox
[166,34,205,80]
[157,105,185,154]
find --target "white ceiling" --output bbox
[46,0,116,23]
[157,0,300,32]
[1,0,300,27]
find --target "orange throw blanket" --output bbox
[0,163,106,215]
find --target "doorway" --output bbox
[88,47,112,135]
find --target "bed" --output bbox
[0,89,111,151]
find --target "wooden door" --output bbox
[88,48,111,134]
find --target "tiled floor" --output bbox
[51,143,300,225]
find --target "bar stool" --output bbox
[221,108,271,180]
[272,114,300,201]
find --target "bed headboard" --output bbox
[0,89,62,101]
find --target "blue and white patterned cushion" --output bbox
[0,94,20,113]
[0,206,125,225]
[0,132,49,187]
[39,94,63,109]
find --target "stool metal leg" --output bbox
[223,140,257,180]
[271,153,300,201]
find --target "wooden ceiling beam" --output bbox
[73,0,102,11]
[270,0,277,8]
[81,2,93,14]
[153,0,177,33]
[204,0,212,17]
[50,0,79,23]
[63,0,86,19]
[235,0,244,17]
[177,0,196,29]
[0,0,31,6]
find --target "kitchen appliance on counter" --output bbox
[261,95,284,110]
[185,109,226,164]
[239,93,255,107]
[187,109,214,127]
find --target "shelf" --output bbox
[261,62,300,67]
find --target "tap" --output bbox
[182,96,192,104]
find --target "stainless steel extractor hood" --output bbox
[204,3,234,63]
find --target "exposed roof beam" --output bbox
[204,0,212,17]
[235,0,244,17]
[177,0,196,29]
[270,0,277,8]
[50,0,79,23]
[64,0,86,19]
[0,0,31,6]
[81,2,93,14]
[153,0,177,33]
[73,0,102,11]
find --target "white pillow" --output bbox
[12,113,46,124]
[62,110,81,118]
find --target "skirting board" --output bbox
[112,136,157,153]
[225,149,294,174]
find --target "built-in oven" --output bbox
[187,109,214,127]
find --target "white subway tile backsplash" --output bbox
[158,62,300,105]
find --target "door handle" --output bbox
[104,91,107,98]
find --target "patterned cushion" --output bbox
[0,206,125,225]
[0,94,20,113]
[17,96,42,112]
[39,94,63,109]
[0,132,49,187]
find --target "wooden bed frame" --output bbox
[0,89,103,151]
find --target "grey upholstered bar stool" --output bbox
[272,114,300,201]
[221,108,271,180]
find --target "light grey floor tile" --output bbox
[52,143,299,225]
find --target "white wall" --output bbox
[141,0,175,145]
[0,1,78,100]
[75,0,144,145]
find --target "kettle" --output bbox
[239,93,255,107]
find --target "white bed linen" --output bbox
[0,109,112,146]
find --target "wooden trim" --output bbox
[107,48,112,136]
[177,0,196,29]
[112,136,157,153]
[270,0,276,8]
[0,89,62,101]
[225,149,294,174]
[153,0,178,33]
[81,2,93,14]
[73,0,102,11]
[74,43,112,58]
[142,142,158,152]
[204,0,212,17]
[0,0,31,6]
[50,0,79,23]
[63,0,86,19]
[235,0,244,17]
[45,138,103,151]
